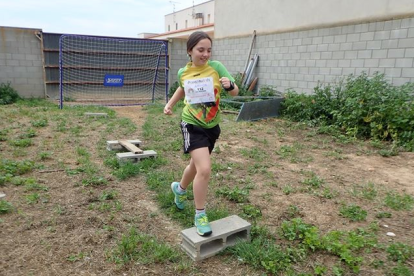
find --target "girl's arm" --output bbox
[164,86,185,115]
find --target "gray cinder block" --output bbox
[116,150,157,162]
[181,215,251,261]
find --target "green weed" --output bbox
[387,242,414,263]
[31,119,48,127]
[339,204,367,222]
[384,192,414,211]
[239,147,267,162]
[351,182,378,200]
[282,184,296,195]
[25,182,48,191]
[0,200,14,214]
[375,211,392,219]
[99,190,118,201]
[67,252,86,262]
[241,204,262,220]
[388,263,414,276]
[38,151,53,160]
[81,175,107,186]
[215,186,250,203]
[0,159,35,176]
[25,193,41,204]
[228,236,298,274]
[109,227,181,265]
[302,175,325,188]
[8,138,33,147]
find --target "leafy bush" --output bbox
[233,73,253,97]
[281,73,414,150]
[258,85,282,97]
[0,82,21,105]
[168,81,179,99]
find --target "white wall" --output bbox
[165,0,215,32]
[215,0,414,38]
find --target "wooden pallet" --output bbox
[106,139,157,162]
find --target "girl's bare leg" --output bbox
[180,158,196,189]
[188,147,211,209]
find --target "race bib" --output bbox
[184,77,215,104]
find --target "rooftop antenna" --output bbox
[191,0,195,18]
[169,1,180,23]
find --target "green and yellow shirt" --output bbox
[178,60,234,128]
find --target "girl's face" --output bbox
[188,38,212,67]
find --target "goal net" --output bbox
[59,35,168,107]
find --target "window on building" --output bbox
[208,14,211,24]
[176,23,178,30]
[185,20,188,28]
[168,25,170,32]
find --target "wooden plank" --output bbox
[119,139,143,154]
[222,110,239,114]
[106,139,141,151]
[84,112,108,117]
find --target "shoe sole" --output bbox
[196,229,212,236]
[171,182,184,210]
[195,223,212,236]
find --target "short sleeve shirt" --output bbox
[178,60,235,129]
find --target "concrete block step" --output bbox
[181,215,251,261]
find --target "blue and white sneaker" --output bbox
[171,182,187,210]
[195,213,212,236]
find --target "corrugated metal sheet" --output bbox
[42,33,61,99]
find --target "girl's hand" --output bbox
[164,104,173,115]
[219,77,231,89]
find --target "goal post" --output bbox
[59,35,169,108]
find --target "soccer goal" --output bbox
[59,35,169,108]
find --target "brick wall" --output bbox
[0,27,45,98]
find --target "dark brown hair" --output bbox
[187,31,212,54]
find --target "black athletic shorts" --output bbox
[180,121,221,154]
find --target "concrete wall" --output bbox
[169,38,189,86]
[212,16,414,94]
[215,0,414,39]
[0,27,45,98]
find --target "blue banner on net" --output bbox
[104,74,124,87]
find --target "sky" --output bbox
[0,0,207,38]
